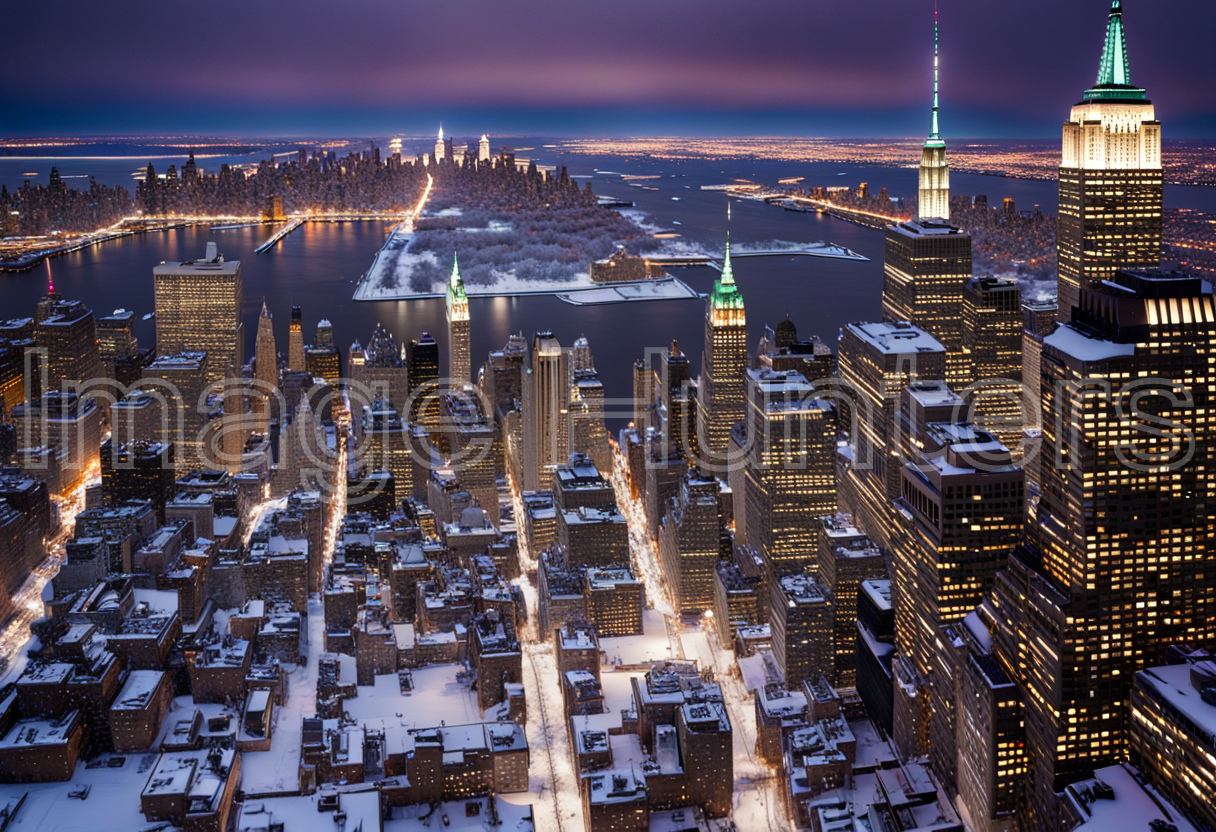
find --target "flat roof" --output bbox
[846,321,945,356]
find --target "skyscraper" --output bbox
[32,295,102,402]
[522,332,569,492]
[407,332,440,440]
[742,368,837,575]
[478,134,491,164]
[1056,0,1163,323]
[697,216,747,465]
[960,277,1024,451]
[445,251,471,388]
[836,321,946,551]
[918,4,949,222]
[288,306,305,372]
[992,270,1216,827]
[881,9,972,388]
[254,302,278,429]
[153,243,243,388]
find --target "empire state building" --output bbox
[1056,0,1163,323]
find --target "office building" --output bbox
[287,306,305,372]
[11,392,102,496]
[445,251,471,388]
[881,220,972,388]
[522,332,568,492]
[960,277,1024,451]
[100,440,175,521]
[818,515,887,687]
[991,270,1216,828]
[658,469,721,615]
[407,332,440,437]
[697,225,747,465]
[349,323,410,416]
[253,302,278,429]
[140,352,212,471]
[152,244,243,388]
[836,321,946,550]
[1128,649,1216,832]
[1057,0,1162,323]
[742,368,836,575]
[770,572,833,691]
[32,295,102,401]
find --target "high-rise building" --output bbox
[893,385,1023,682]
[918,4,950,222]
[140,351,212,471]
[32,295,102,401]
[836,321,946,550]
[991,270,1216,828]
[817,515,887,687]
[568,343,612,474]
[434,126,445,163]
[100,440,175,521]
[1057,0,1163,323]
[97,309,138,379]
[522,332,568,492]
[11,392,102,495]
[658,469,721,615]
[478,134,491,164]
[1128,649,1216,832]
[881,220,972,387]
[349,324,410,416]
[697,221,747,465]
[445,251,471,388]
[152,244,243,388]
[769,572,833,691]
[288,306,305,372]
[742,368,836,575]
[407,332,441,441]
[254,302,278,430]
[656,340,698,462]
[960,277,1024,452]
[890,383,1024,777]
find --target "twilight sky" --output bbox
[5,0,1213,138]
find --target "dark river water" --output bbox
[3,147,1213,430]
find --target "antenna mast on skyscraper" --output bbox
[930,0,941,141]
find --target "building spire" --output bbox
[930,0,941,141]
[710,202,744,317]
[449,249,466,294]
[1084,0,1145,101]
[721,202,734,285]
[1097,0,1130,87]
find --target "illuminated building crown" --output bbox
[1084,0,1146,101]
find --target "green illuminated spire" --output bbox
[711,204,744,314]
[447,249,467,304]
[1084,1,1146,101]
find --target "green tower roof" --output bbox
[711,210,744,313]
[1084,1,1146,101]
[446,250,467,305]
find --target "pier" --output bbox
[254,217,305,254]
[645,243,868,267]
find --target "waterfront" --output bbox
[4,146,1215,432]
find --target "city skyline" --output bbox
[3,0,1214,138]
